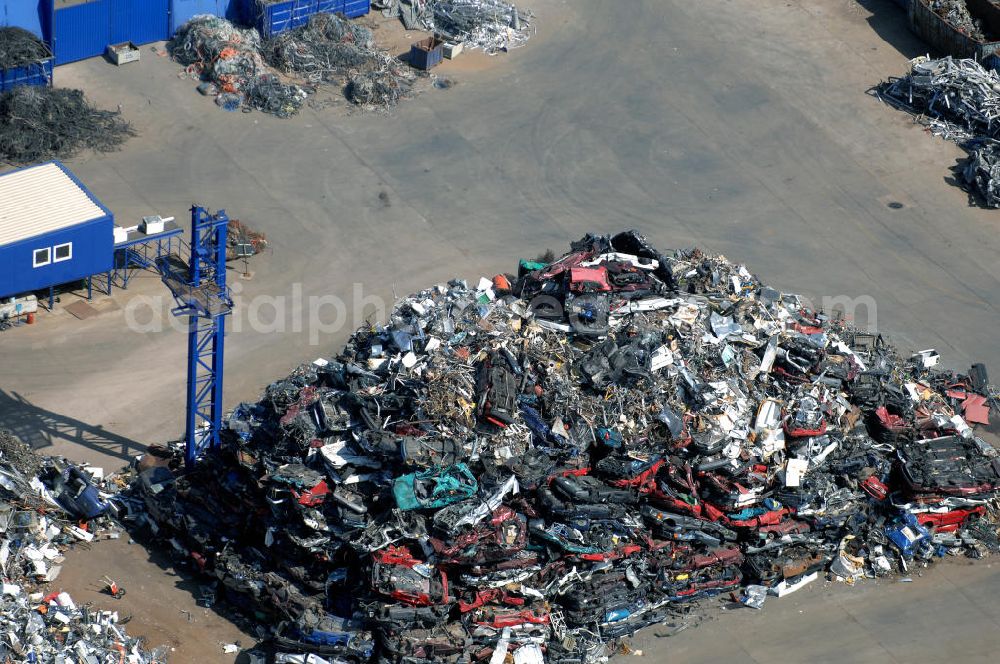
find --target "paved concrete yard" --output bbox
[1,0,999,662]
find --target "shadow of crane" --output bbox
[0,389,144,461]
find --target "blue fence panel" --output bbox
[342,0,368,19]
[53,0,111,65]
[315,0,342,14]
[0,58,54,91]
[110,0,169,45]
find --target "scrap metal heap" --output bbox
[378,0,535,54]
[119,231,1000,663]
[877,56,1000,206]
[0,431,165,662]
[0,26,51,69]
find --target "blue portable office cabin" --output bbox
[0,161,114,301]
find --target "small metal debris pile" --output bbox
[119,231,999,663]
[380,0,534,54]
[0,431,166,662]
[928,0,987,42]
[0,26,52,69]
[877,56,1000,206]
[0,86,134,164]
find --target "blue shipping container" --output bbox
[0,58,53,91]
[243,0,369,38]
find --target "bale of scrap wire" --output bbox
[963,139,1000,207]
[0,26,53,69]
[0,86,133,164]
[423,0,535,54]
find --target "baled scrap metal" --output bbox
[962,139,1000,207]
[121,231,1000,663]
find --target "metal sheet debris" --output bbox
[112,231,999,663]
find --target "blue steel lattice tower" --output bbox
[158,206,232,467]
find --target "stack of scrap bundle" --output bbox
[170,14,306,117]
[0,86,133,164]
[117,231,1000,663]
[878,56,1000,206]
[0,26,52,69]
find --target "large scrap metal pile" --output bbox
[378,0,534,54]
[0,431,165,662]
[170,13,414,115]
[877,56,1000,207]
[121,232,1000,663]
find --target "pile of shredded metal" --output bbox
[0,86,134,164]
[380,0,534,54]
[877,56,1000,206]
[929,0,987,42]
[0,26,52,69]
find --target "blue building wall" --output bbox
[0,0,50,39]
[0,217,114,298]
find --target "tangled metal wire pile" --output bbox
[264,13,415,107]
[877,56,1000,205]
[0,86,134,164]
[0,26,52,69]
[170,14,306,117]
[118,231,1000,663]
[929,0,987,42]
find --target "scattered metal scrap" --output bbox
[877,56,1000,206]
[0,430,165,662]
[0,86,134,164]
[116,231,1000,663]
